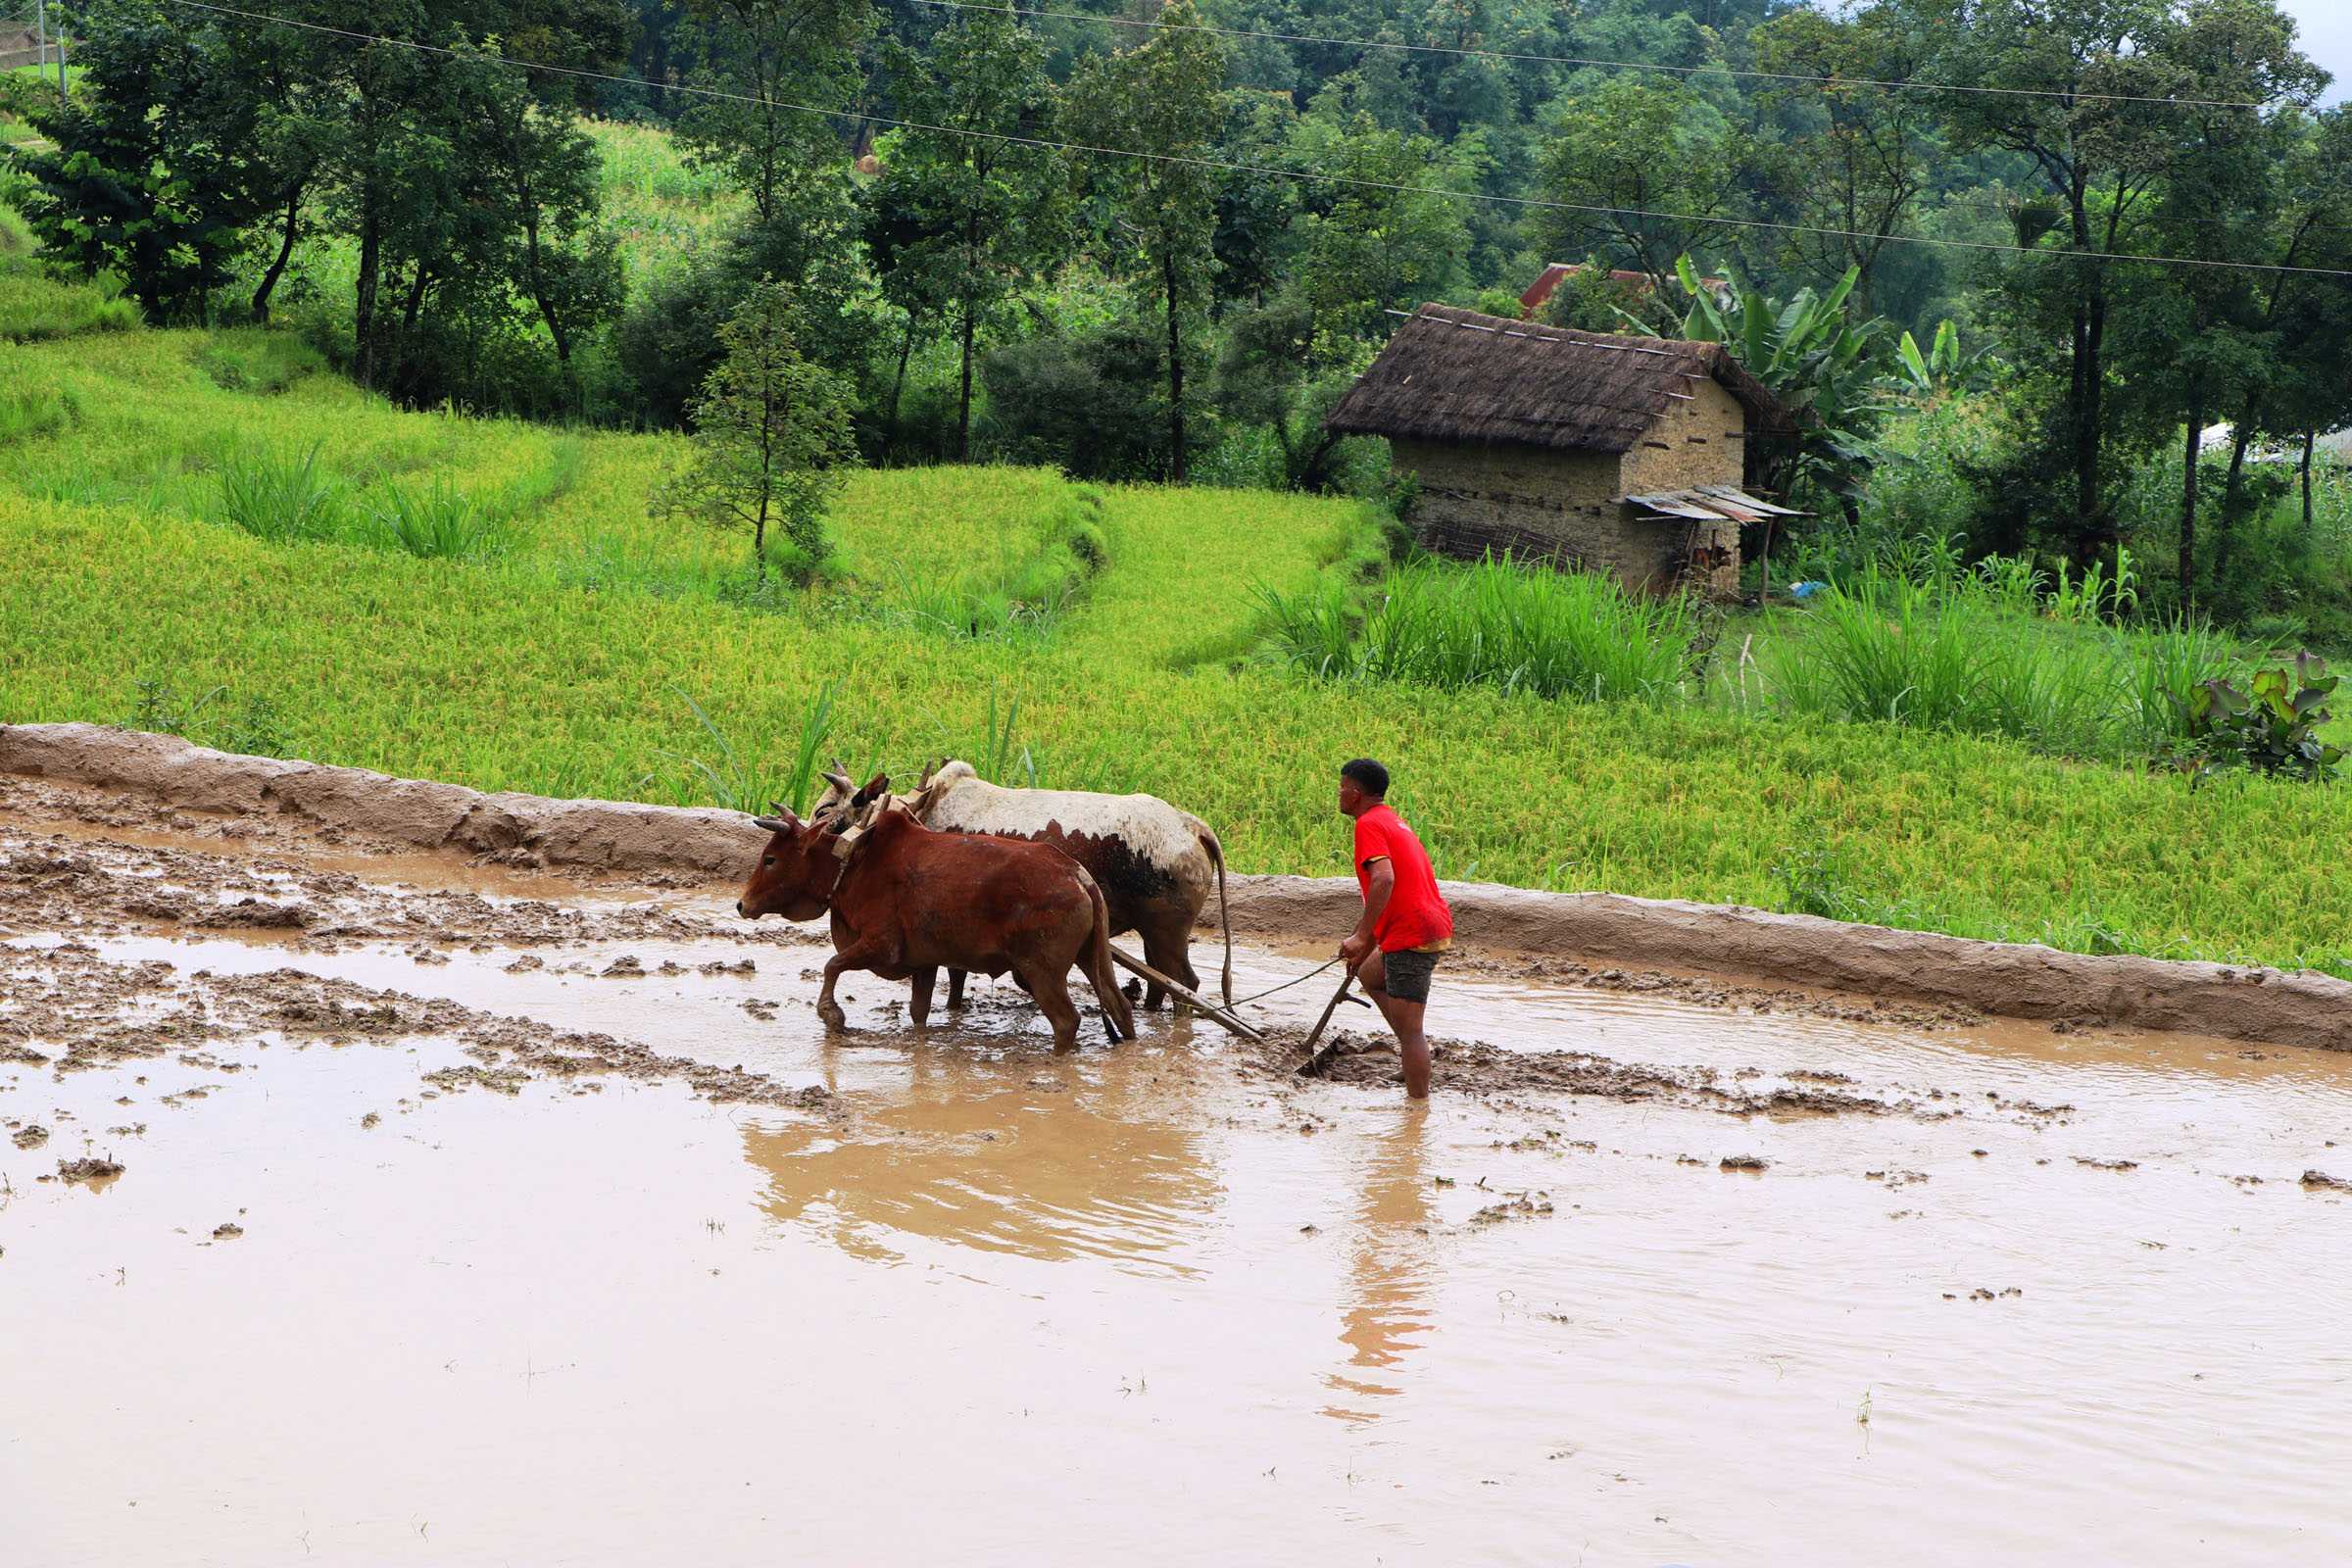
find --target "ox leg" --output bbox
[946,968,967,1009]
[817,944,888,1033]
[1023,962,1082,1053]
[909,966,937,1030]
[1141,918,1200,1012]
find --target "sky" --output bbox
[2279,0,2352,103]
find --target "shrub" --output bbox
[2165,653,2344,784]
[979,309,1194,481]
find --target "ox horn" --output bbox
[821,766,856,793]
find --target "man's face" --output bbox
[1338,776,1362,816]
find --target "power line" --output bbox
[902,0,2286,114]
[154,0,2352,281]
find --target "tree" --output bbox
[1283,109,1476,348]
[652,281,859,585]
[672,0,871,235]
[1749,6,1935,309]
[876,8,1064,461]
[1531,75,1742,290]
[1631,257,1890,517]
[10,0,270,320]
[1905,0,2322,563]
[1066,0,1226,483]
[458,44,624,383]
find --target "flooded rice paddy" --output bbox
[4,804,2350,1564]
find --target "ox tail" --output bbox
[1085,877,1137,1044]
[1200,826,1233,1007]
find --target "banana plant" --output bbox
[1622,256,1890,515]
[1886,319,1998,404]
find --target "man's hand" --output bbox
[1339,932,1372,970]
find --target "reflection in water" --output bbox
[1323,1107,1436,1423]
[741,1046,1216,1271]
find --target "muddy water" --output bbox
[6,858,2352,1563]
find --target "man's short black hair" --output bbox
[1341,758,1390,798]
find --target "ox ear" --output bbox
[860,769,890,800]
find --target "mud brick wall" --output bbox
[1396,407,1743,598]
[1620,377,1746,597]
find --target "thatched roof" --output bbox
[1324,304,1793,455]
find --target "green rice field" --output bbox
[3,314,2350,979]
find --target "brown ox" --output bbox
[736,801,1135,1052]
[811,760,1231,1013]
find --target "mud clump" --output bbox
[212,1222,244,1240]
[1719,1154,1768,1172]
[1245,1028,1909,1119]
[423,1065,530,1097]
[59,1155,123,1184]
[1469,1192,1555,1224]
[1,930,839,1123]
[11,1124,48,1151]
[2302,1170,2352,1193]
[195,899,313,931]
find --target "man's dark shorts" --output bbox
[1382,948,1441,1004]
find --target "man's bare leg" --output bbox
[1356,951,1431,1099]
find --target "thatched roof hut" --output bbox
[1326,304,1791,454]
[1324,304,1798,599]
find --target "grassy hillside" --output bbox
[3,317,2350,979]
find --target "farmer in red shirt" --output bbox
[1337,759,1453,1099]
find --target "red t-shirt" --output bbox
[1352,804,1453,954]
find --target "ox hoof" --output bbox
[817,1004,848,1032]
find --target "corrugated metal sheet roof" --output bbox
[1622,485,1805,523]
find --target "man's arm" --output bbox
[1342,858,1395,968]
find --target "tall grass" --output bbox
[649,682,845,815]
[1260,555,1702,704]
[863,483,1109,642]
[1760,566,2234,760]
[215,444,353,544]
[371,476,513,560]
